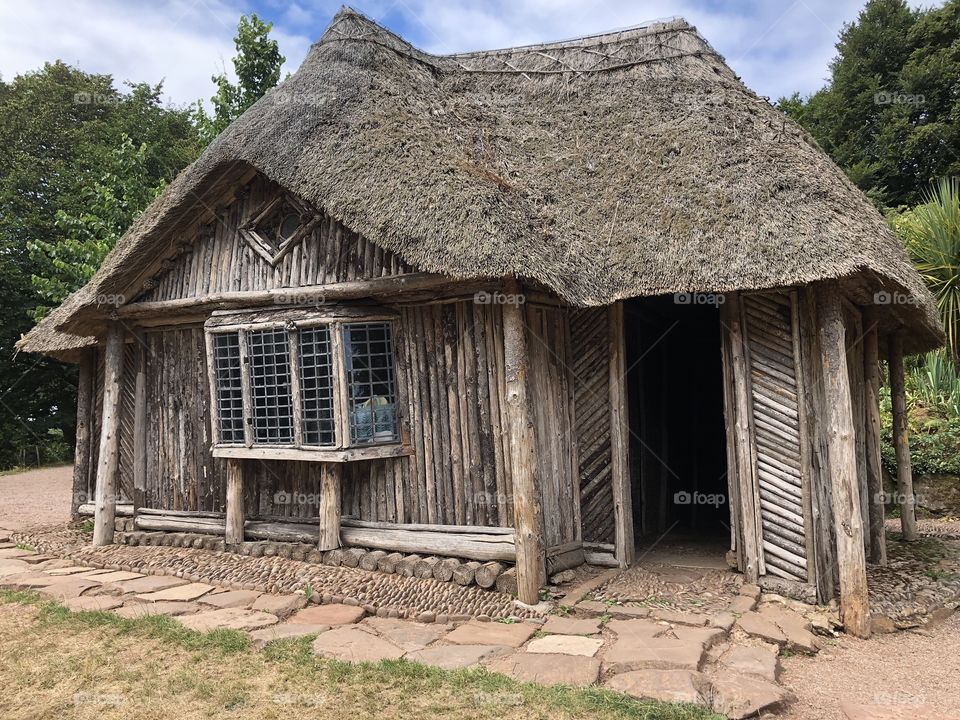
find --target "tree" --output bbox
[195,13,285,144]
[780,0,960,209]
[0,63,199,469]
[891,177,960,366]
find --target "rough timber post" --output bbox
[92,323,125,546]
[862,311,887,565]
[71,349,95,520]
[503,279,545,604]
[888,332,918,542]
[318,463,342,551]
[818,288,871,638]
[224,459,245,545]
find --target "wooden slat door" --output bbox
[740,292,810,582]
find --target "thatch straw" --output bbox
[18,7,942,357]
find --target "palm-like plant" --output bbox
[894,177,960,367]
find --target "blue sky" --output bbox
[0,0,934,107]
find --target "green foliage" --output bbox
[0,62,199,470]
[780,0,960,208]
[28,135,165,318]
[194,14,285,144]
[891,178,960,363]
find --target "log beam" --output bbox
[608,302,635,567]
[318,463,342,551]
[503,279,545,604]
[817,289,871,638]
[862,312,887,565]
[71,349,95,520]
[92,324,125,546]
[225,459,245,545]
[888,333,918,542]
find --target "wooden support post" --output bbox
[817,289,871,638]
[318,463,342,551]
[608,302,635,568]
[724,293,763,583]
[71,349,95,520]
[503,279,545,605]
[225,458,245,545]
[863,314,887,565]
[132,334,148,513]
[93,324,125,547]
[888,333,917,542]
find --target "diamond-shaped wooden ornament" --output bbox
[239,193,317,266]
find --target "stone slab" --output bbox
[2,573,63,588]
[249,623,330,649]
[198,590,262,609]
[577,600,650,619]
[736,611,787,645]
[178,608,280,632]
[0,548,33,559]
[711,671,792,720]
[728,595,757,614]
[88,571,144,583]
[0,559,30,577]
[112,575,188,594]
[405,644,510,670]
[112,601,201,619]
[250,593,306,619]
[63,596,125,613]
[361,617,449,651]
[606,669,712,705]
[136,583,215,603]
[486,652,601,687]
[758,605,819,653]
[311,626,406,662]
[604,631,705,674]
[606,618,664,639]
[651,608,709,626]
[541,616,602,635]
[444,621,536,648]
[45,566,96,576]
[718,645,779,681]
[289,603,365,626]
[526,635,603,657]
[38,577,102,600]
[670,625,726,649]
[20,555,54,565]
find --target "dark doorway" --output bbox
[625,295,730,564]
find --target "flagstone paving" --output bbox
[7,538,947,719]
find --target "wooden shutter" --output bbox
[740,292,809,582]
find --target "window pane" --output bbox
[248,328,294,444]
[299,327,335,446]
[345,322,398,444]
[212,332,244,443]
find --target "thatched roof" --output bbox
[19,7,943,358]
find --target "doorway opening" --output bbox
[625,294,730,569]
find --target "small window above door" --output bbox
[239,193,316,266]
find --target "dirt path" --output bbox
[779,608,960,719]
[0,465,72,531]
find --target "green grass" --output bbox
[0,590,723,720]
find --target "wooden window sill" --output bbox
[212,444,412,463]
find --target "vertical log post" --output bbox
[862,312,887,565]
[71,349,95,521]
[92,324,125,546]
[132,334,148,513]
[888,333,917,542]
[608,302,635,568]
[503,279,545,605]
[724,293,763,584]
[225,458,245,545]
[318,463,342,551]
[818,289,871,638]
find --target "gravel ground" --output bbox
[0,465,72,531]
[779,610,960,719]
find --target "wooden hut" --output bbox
[18,10,943,634]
